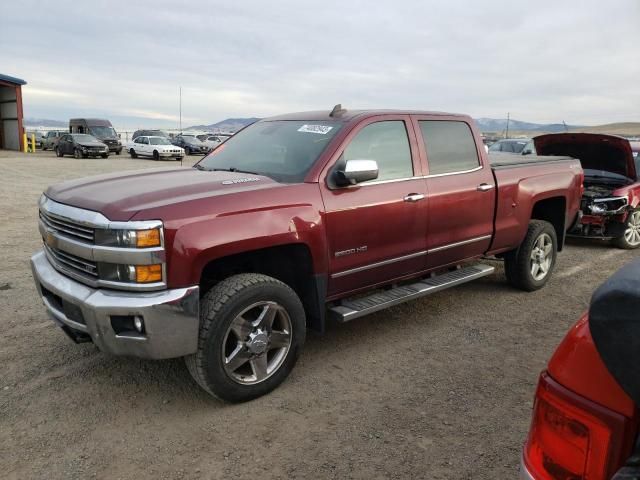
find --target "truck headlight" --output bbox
[95,228,162,248]
[589,196,628,215]
[99,263,163,283]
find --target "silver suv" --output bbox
[42,131,67,151]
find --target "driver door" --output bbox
[320,116,428,297]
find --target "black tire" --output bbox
[612,210,640,249]
[116,149,121,155]
[185,147,191,155]
[55,147,63,157]
[101,153,108,158]
[176,156,183,161]
[129,148,137,159]
[504,220,557,292]
[74,148,83,159]
[185,273,306,402]
[153,150,160,161]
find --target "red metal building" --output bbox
[0,73,27,151]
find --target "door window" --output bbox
[342,121,413,182]
[419,121,480,175]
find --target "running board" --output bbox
[329,264,495,323]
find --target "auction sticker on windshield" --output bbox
[298,125,333,134]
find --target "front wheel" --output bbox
[74,148,83,159]
[101,153,108,158]
[504,220,557,291]
[613,210,640,249]
[153,150,160,161]
[116,149,121,155]
[185,147,191,155]
[55,147,63,157]
[129,148,137,158]
[185,273,306,402]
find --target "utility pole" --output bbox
[563,120,568,132]
[505,112,510,139]
[179,86,182,133]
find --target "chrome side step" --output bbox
[329,264,495,323]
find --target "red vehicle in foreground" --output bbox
[31,107,582,401]
[534,134,640,249]
[521,259,640,480]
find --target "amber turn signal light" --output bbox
[136,229,161,248]
[135,264,162,283]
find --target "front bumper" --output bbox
[30,250,199,359]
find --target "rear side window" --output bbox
[343,121,413,182]
[419,121,480,175]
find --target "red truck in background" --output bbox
[31,107,583,401]
[521,259,640,480]
[534,134,640,249]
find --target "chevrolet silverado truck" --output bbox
[521,259,640,480]
[31,108,583,402]
[534,133,640,249]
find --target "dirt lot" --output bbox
[1,149,637,480]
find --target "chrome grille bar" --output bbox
[44,244,98,278]
[40,210,95,242]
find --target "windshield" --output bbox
[72,134,99,142]
[89,126,117,137]
[197,121,341,183]
[183,136,202,144]
[149,137,171,145]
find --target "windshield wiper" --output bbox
[211,167,260,176]
[193,164,207,170]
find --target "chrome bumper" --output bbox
[30,250,199,359]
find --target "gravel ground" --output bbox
[1,149,638,479]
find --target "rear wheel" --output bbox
[129,148,137,158]
[613,210,640,249]
[185,273,306,402]
[153,150,160,161]
[505,220,557,291]
[55,147,63,157]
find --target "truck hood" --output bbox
[534,133,636,180]
[45,167,280,221]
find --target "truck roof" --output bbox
[265,109,470,122]
[69,118,113,126]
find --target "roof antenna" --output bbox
[329,104,347,117]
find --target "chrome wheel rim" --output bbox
[530,233,553,281]
[222,301,292,385]
[624,211,640,246]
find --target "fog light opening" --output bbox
[134,315,144,333]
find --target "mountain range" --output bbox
[185,117,261,132]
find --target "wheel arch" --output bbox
[531,196,567,251]
[199,243,327,334]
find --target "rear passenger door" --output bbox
[413,117,495,269]
[320,116,428,297]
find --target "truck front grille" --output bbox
[39,210,95,243]
[44,244,98,278]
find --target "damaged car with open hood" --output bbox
[534,133,640,249]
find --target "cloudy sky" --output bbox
[1,0,639,128]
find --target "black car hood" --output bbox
[77,141,107,147]
[534,133,636,180]
[589,259,640,405]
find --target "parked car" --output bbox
[521,259,640,480]
[132,129,170,141]
[171,134,209,155]
[27,131,45,148]
[535,133,640,249]
[30,108,582,402]
[42,131,67,151]
[55,133,109,158]
[128,136,184,160]
[69,118,122,154]
[488,138,532,154]
[199,135,224,149]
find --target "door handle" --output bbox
[403,193,425,202]
[477,183,494,192]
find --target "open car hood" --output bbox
[534,133,636,180]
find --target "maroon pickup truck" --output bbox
[31,108,583,401]
[535,133,640,249]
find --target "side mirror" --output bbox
[335,159,379,186]
[118,133,121,139]
[522,149,532,156]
